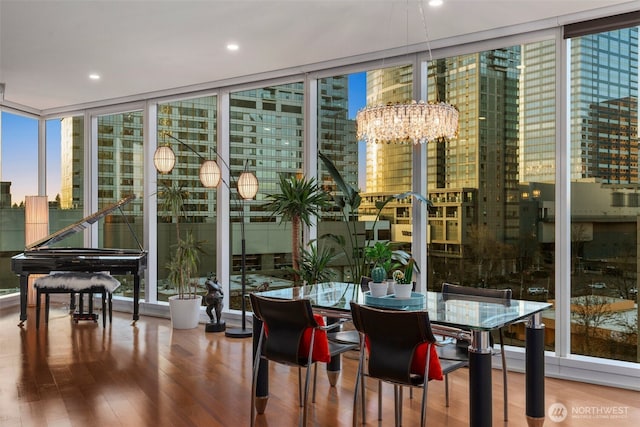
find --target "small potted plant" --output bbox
[365,242,398,297]
[369,264,389,297]
[392,258,415,299]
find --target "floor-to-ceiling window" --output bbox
[568,24,639,362]
[156,95,218,302]
[96,111,145,299]
[0,112,38,295]
[317,65,413,284]
[46,116,85,247]
[425,40,557,350]
[228,83,304,310]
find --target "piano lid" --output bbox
[26,194,139,251]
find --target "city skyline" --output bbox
[1,73,367,206]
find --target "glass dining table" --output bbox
[252,282,552,427]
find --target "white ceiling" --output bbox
[0,0,637,113]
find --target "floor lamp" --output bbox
[153,132,258,337]
[25,196,49,306]
[225,170,259,338]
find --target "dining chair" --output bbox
[249,293,358,427]
[349,302,467,427]
[440,282,512,421]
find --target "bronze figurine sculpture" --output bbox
[204,274,225,332]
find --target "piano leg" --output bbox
[132,273,141,325]
[18,274,28,327]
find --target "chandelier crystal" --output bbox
[356,100,459,144]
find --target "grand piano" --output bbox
[11,194,148,326]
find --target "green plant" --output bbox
[319,152,431,284]
[159,182,206,299]
[263,174,330,285]
[291,241,337,285]
[392,258,416,284]
[365,241,400,276]
[371,266,386,283]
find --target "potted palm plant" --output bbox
[263,174,330,286]
[159,182,206,329]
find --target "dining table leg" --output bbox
[252,314,269,414]
[468,330,493,427]
[326,317,341,386]
[526,313,546,427]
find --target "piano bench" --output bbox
[33,272,121,328]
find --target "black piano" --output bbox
[11,194,148,326]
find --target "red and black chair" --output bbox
[250,293,357,427]
[350,302,467,427]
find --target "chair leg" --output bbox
[394,385,404,427]
[101,289,107,328]
[108,293,113,323]
[302,365,313,427]
[78,291,84,316]
[445,374,450,407]
[88,291,94,320]
[312,363,318,403]
[378,380,382,421]
[298,367,303,407]
[361,372,366,423]
[420,382,428,427]
[45,293,50,324]
[353,345,366,426]
[500,330,508,421]
[251,328,266,427]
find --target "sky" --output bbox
[1,72,367,206]
[0,112,61,205]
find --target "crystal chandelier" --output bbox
[356,0,459,144]
[356,100,458,144]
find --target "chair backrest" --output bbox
[350,301,436,385]
[441,282,512,304]
[250,294,319,365]
[359,276,372,292]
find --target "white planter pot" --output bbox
[369,281,388,297]
[393,283,412,299]
[169,295,202,329]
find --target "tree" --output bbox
[572,295,617,355]
[467,224,512,286]
[263,174,330,285]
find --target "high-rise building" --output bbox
[360,66,414,232]
[520,28,639,184]
[427,48,521,258]
[60,116,83,209]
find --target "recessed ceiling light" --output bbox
[429,0,443,6]
[227,43,239,51]
[89,73,100,80]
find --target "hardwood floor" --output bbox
[1,300,638,426]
